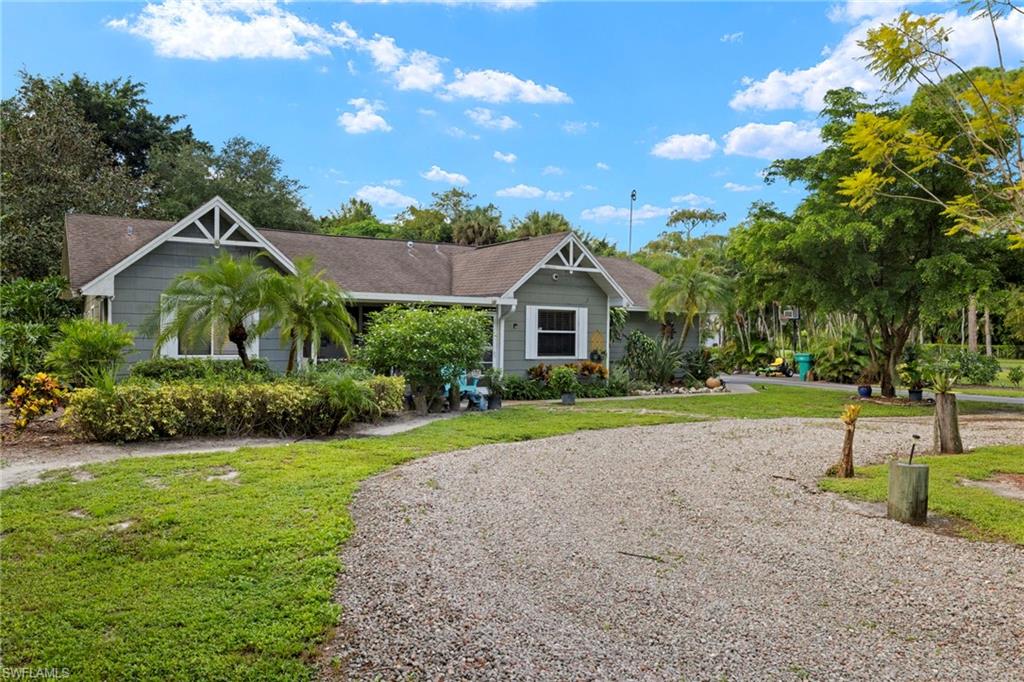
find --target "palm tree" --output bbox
[649,256,728,344]
[265,257,355,373]
[512,210,572,237]
[147,252,275,368]
[452,204,504,245]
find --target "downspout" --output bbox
[494,300,517,371]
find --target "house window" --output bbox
[160,297,259,359]
[525,305,588,360]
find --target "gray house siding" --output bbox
[111,241,291,373]
[501,270,608,376]
[609,311,700,364]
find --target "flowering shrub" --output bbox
[5,372,66,430]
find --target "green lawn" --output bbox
[1,387,1020,679]
[820,445,1024,544]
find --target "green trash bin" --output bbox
[794,352,814,381]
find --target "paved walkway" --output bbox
[322,416,1024,680]
[725,373,1024,406]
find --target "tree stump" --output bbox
[838,425,855,478]
[888,462,929,525]
[933,393,963,454]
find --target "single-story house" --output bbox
[63,196,694,375]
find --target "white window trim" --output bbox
[524,305,588,361]
[159,296,260,359]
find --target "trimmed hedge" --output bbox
[63,375,406,442]
[127,357,275,383]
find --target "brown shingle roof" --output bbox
[64,213,661,305]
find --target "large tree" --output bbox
[452,204,505,245]
[1,73,148,280]
[510,210,573,237]
[319,198,394,238]
[147,137,315,231]
[734,89,988,396]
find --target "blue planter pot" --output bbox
[857,385,873,398]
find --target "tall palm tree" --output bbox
[265,257,355,373]
[649,256,728,344]
[452,204,504,245]
[147,252,275,368]
[512,210,572,237]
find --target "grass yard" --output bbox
[1,386,1020,680]
[575,384,1023,420]
[820,445,1024,545]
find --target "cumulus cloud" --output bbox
[496,184,572,200]
[445,69,572,104]
[671,193,714,206]
[595,161,611,171]
[650,133,718,161]
[421,165,469,184]
[337,98,391,134]
[465,107,519,131]
[542,165,564,176]
[722,121,825,159]
[445,126,480,140]
[493,150,517,163]
[723,182,760,192]
[562,120,597,135]
[581,204,672,223]
[731,6,1024,112]
[720,31,743,42]
[356,184,419,207]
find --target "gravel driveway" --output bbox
[322,417,1024,681]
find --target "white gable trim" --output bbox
[78,197,297,296]
[500,233,634,306]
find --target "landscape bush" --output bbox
[0,321,56,391]
[680,349,716,382]
[128,356,274,383]
[45,318,134,387]
[0,277,81,390]
[810,336,869,383]
[548,365,580,396]
[4,372,66,430]
[948,348,1001,385]
[63,375,405,442]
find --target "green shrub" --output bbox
[45,319,134,387]
[681,349,716,383]
[0,321,56,391]
[639,337,684,387]
[503,375,552,400]
[128,357,274,384]
[0,276,79,324]
[810,336,869,383]
[63,375,405,442]
[548,365,580,395]
[1007,366,1024,388]
[623,330,657,378]
[949,349,1000,385]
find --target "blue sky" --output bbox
[3,1,1021,249]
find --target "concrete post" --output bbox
[888,463,929,525]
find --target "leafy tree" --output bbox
[452,204,505,245]
[665,208,727,241]
[393,206,451,243]
[1,73,148,279]
[147,137,315,231]
[844,5,1023,247]
[265,257,355,373]
[510,210,573,237]
[430,187,476,224]
[54,73,195,177]
[357,305,491,414]
[649,257,728,344]
[736,89,986,396]
[319,198,394,238]
[578,231,623,257]
[147,252,277,368]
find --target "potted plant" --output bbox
[897,360,928,402]
[483,367,505,410]
[549,365,580,405]
[856,362,879,398]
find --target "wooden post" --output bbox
[933,393,964,454]
[888,463,929,525]
[839,425,855,478]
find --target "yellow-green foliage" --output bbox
[63,377,404,442]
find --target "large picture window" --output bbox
[525,305,588,360]
[160,297,259,359]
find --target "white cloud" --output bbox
[393,50,446,91]
[465,107,519,131]
[723,121,825,159]
[720,31,744,43]
[731,6,1024,112]
[493,150,517,163]
[445,126,480,140]
[383,178,403,187]
[496,184,572,200]
[337,98,391,134]
[581,204,671,223]
[346,59,358,75]
[352,0,537,9]
[418,108,438,116]
[562,120,597,135]
[445,69,572,104]
[724,182,760,192]
[356,184,418,207]
[650,133,718,161]
[595,161,611,171]
[827,1,904,24]
[542,165,564,176]
[108,0,352,59]
[421,165,469,185]
[581,184,598,191]
[318,65,329,74]
[671,193,714,207]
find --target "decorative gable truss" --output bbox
[542,238,600,273]
[79,197,296,296]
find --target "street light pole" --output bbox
[628,189,637,254]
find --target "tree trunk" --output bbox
[838,425,855,478]
[286,331,297,374]
[933,393,963,454]
[984,306,992,356]
[229,323,251,369]
[967,296,978,353]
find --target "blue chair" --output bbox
[444,370,486,410]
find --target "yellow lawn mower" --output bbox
[754,356,794,378]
